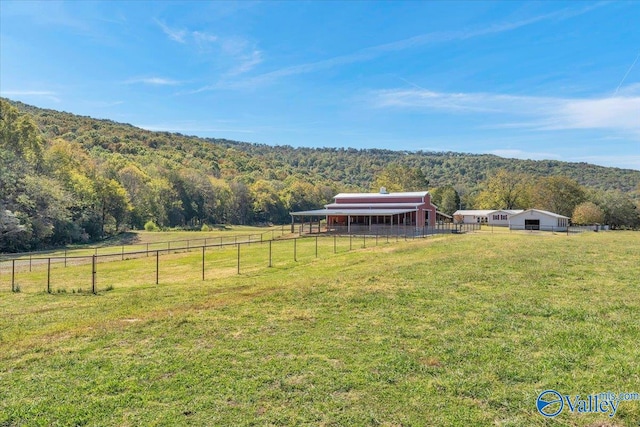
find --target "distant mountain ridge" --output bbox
[7,98,640,195]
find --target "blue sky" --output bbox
[1,1,639,170]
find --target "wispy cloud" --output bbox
[568,155,640,170]
[155,19,187,43]
[373,87,640,135]
[85,100,125,108]
[124,77,182,86]
[1,90,60,102]
[193,31,218,45]
[155,19,219,48]
[154,20,262,77]
[226,2,606,88]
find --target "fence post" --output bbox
[349,234,352,251]
[315,236,318,258]
[156,251,159,285]
[11,259,15,292]
[202,246,205,281]
[363,234,366,248]
[121,245,124,261]
[269,240,272,267]
[334,234,336,254]
[30,254,32,272]
[47,258,51,293]
[64,250,67,267]
[92,255,97,294]
[237,244,240,274]
[294,239,297,262]
[146,243,149,257]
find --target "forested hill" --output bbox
[2,98,639,251]
[10,99,640,193]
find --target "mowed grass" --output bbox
[0,232,639,426]
[1,226,284,263]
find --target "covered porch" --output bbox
[290,208,419,235]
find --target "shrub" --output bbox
[201,224,211,232]
[144,220,159,232]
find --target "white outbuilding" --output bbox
[508,209,570,231]
[453,209,523,226]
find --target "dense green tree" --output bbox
[533,176,585,217]
[371,163,429,192]
[95,177,131,237]
[430,186,460,215]
[591,190,640,229]
[572,202,605,225]
[475,170,532,210]
[251,180,286,224]
[2,97,639,251]
[227,181,253,225]
[0,99,43,167]
[0,204,29,251]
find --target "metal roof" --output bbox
[509,209,569,219]
[290,208,418,217]
[334,191,429,199]
[325,202,423,209]
[453,209,524,216]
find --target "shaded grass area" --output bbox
[1,232,639,426]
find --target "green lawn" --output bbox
[0,226,287,262]
[1,232,639,426]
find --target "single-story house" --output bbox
[290,188,438,233]
[508,209,570,231]
[453,209,523,226]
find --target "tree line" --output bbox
[431,170,640,228]
[1,98,639,252]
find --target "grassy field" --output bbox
[1,231,639,426]
[1,226,286,262]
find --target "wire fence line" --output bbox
[0,230,462,295]
[3,221,597,295]
[0,228,287,263]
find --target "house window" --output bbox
[493,215,499,220]
[501,215,507,220]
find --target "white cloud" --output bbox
[373,88,640,135]
[155,20,219,48]
[230,2,605,88]
[155,19,187,43]
[125,77,182,86]
[193,31,218,44]
[153,21,261,76]
[231,50,263,75]
[1,90,60,102]
[568,155,640,170]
